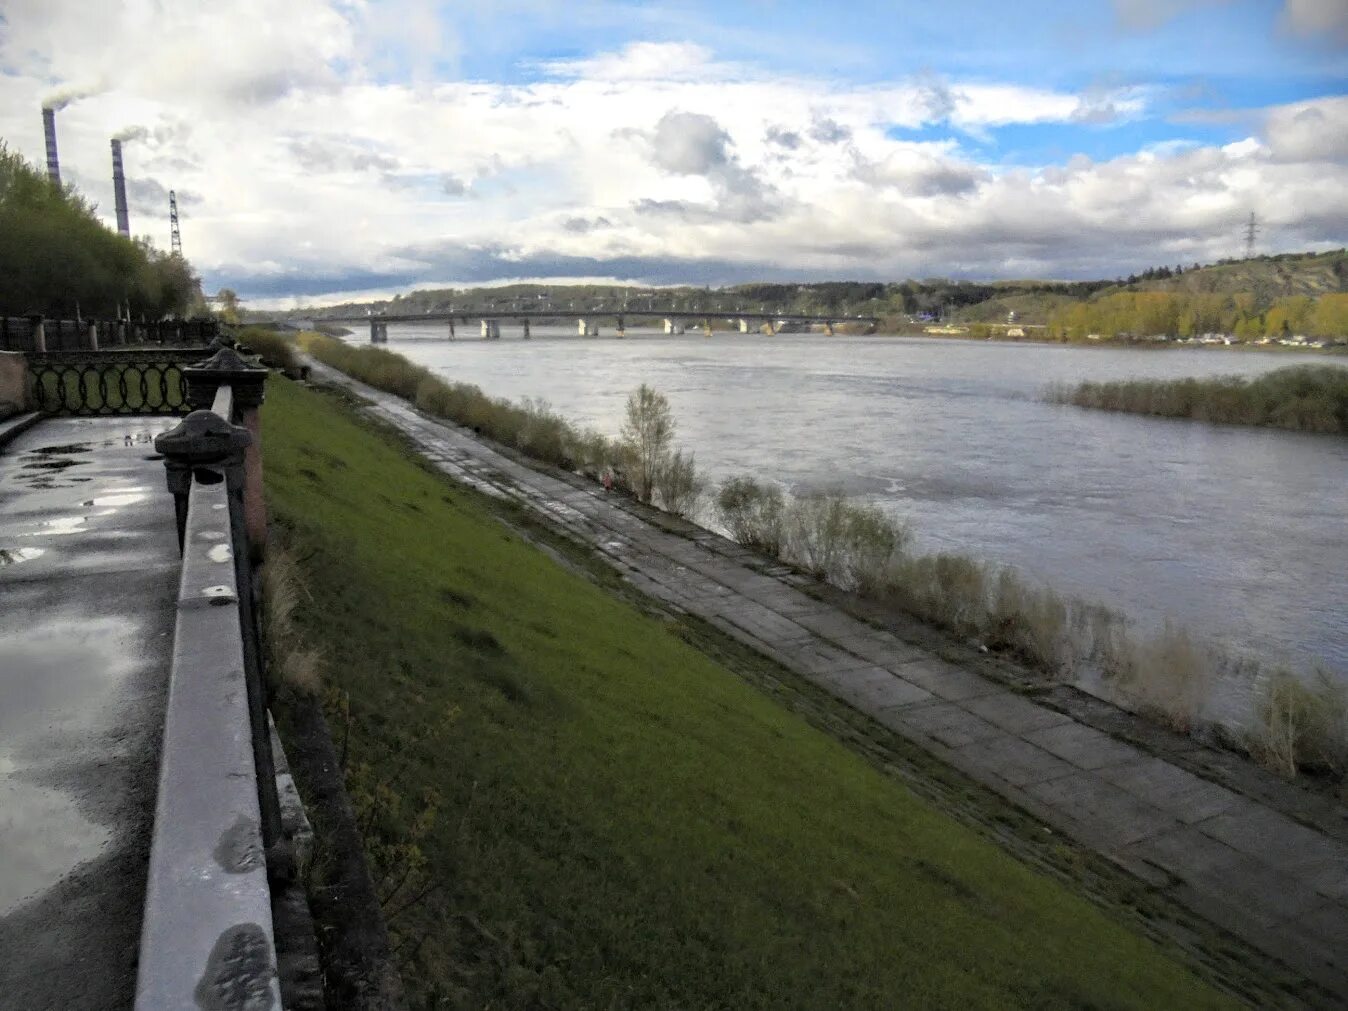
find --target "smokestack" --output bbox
[111,139,131,237]
[42,108,61,187]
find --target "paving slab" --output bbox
[823,666,934,711]
[889,657,1004,701]
[961,691,1073,734]
[953,735,1077,788]
[1023,721,1144,770]
[884,700,1006,749]
[1023,772,1177,850]
[1095,756,1242,824]
[1196,801,1348,900]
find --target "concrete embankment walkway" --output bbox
[0,416,179,1010]
[309,360,1348,1001]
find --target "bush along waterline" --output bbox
[297,333,1346,787]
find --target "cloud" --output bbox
[1112,0,1231,31]
[1281,0,1348,45]
[765,126,802,149]
[3,4,1343,302]
[649,111,732,175]
[808,116,851,144]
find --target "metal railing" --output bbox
[26,349,214,416]
[0,315,220,353]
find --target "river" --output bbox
[341,323,1348,721]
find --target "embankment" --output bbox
[261,376,1239,1008]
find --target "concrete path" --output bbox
[0,417,179,1010]
[311,361,1348,1001]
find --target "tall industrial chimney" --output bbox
[42,108,61,187]
[111,139,131,237]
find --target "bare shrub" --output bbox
[715,476,785,555]
[782,491,909,590]
[656,449,703,519]
[1122,624,1211,733]
[989,570,1071,676]
[1254,671,1348,777]
[620,384,675,504]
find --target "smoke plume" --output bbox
[42,84,103,111]
[114,125,150,144]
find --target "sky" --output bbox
[2,0,1346,307]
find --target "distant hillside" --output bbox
[253,250,1347,336]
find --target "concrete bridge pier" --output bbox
[447,319,456,340]
[663,318,684,335]
[369,319,388,343]
[480,319,500,339]
[578,319,598,337]
[521,318,531,339]
[616,315,625,339]
[824,321,835,337]
[737,318,750,333]
[701,319,713,338]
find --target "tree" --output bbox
[620,384,675,505]
[217,288,242,324]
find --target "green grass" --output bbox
[263,377,1234,1009]
[1046,364,1348,433]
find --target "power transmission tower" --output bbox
[169,190,182,256]
[1243,211,1259,260]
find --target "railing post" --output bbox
[183,347,269,557]
[28,314,45,353]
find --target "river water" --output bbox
[346,323,1348,720]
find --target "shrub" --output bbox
[1045,365,1348,433]
[784,491,909,590]
[656,450,703,519]
[1121,624,1211,733]
[1253,671,1347,777]
[716,476,786,555]
[234,326,299,371]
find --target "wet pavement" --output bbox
[0,417,179,1010]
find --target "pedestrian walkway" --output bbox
[311,360,1348,1000]
[0,416,179,1010]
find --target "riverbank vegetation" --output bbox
[0,142,203,318]
[714,478,1347,779]
[1047,291,1348,343]
[262,376,1234,1007]
[298,333,703,515]
[1045,365,1348,434]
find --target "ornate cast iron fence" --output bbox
[26,349,215,416]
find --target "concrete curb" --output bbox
[0,411,41,449]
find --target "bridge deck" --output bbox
[0,416,180,1010]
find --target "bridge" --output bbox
[322,308,881,342]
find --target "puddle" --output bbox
[20,459,88,472]
[0,775,111,917]
[22,516,89,537]
[207,544,233,563]
[31,444,92,456]
[0,548,45,566]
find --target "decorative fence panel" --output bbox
[27,350,214,416]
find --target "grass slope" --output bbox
[263,378,1231,1009]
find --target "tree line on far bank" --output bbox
[0,141,204,320]
[1047,291,1348,342]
